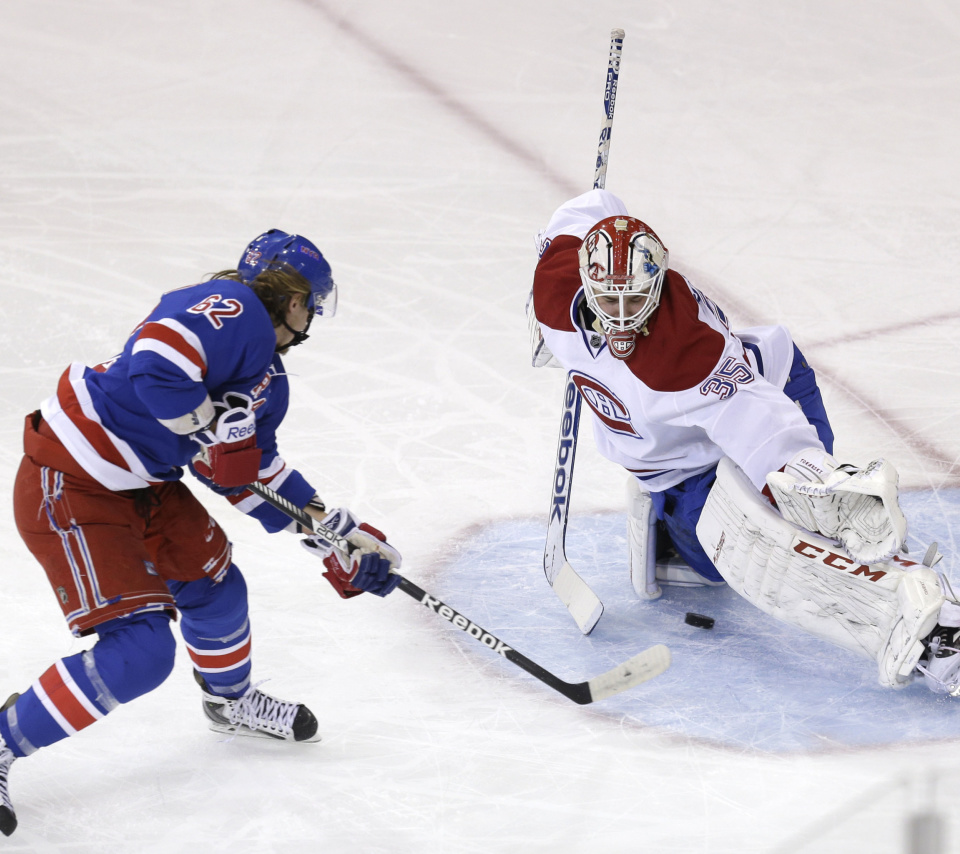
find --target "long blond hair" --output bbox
[209,268,311,328]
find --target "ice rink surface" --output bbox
[2,0,960,851]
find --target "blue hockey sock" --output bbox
[169,564,252,698]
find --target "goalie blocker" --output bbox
[696,457,944,689]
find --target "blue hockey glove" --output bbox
[301,507,402,599]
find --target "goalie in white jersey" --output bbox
[528,189,960,696]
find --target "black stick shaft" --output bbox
[394,575,591,704]
[246,480,593,703]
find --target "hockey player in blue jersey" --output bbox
[0,230,402,835]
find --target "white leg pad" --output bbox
[626,476,661,600]
[697,458,943,687]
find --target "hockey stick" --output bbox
[247,479,670,704]
[593,28,624,191]
[543,28,625,636]
[544,373,604,633]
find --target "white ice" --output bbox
[2,1,960,851]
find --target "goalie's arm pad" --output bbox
[526,288,560,368]
[765,448,907,565]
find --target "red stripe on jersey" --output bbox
[136,322,207,377]
[188,636,252,671]
[626,271,725,392]
[534,242,726,393]
[38,665,98,732]
[56,369,132,471]
[203,539,233,582]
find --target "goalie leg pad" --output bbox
[627,477,725,595]
[698,458,942,686]
[626,476,661,600]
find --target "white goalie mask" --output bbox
[578,215,668,358]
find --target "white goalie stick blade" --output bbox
[553,561,604,636]
[245,480,669,705]
[545,373,604,635]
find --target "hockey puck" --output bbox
[684,612,715,630]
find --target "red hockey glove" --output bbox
[191,395,261,488]
[301,507,402,598]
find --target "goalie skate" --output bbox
[917,573,960,695]
[655,548,726,589]
[918,625,960,695]
[195,672,321,743]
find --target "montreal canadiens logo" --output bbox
[571,372,640,437]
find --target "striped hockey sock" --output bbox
[182,619,253,698]
[0,653,113,757]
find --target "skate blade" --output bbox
[206,721,322,744]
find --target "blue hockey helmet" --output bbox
[238,229,337,317]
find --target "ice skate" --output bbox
[0,724,18,836]
[917,624,960,695]
[915,562,960,695]
[655,547,727,589]
[194,671,321,743]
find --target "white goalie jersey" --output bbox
[530,190,824,492]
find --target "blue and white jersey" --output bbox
[40,279,316,533]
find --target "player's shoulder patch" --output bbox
[625,271,726,392]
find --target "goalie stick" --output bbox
[593,28,624,191]
[544,373,604,633]
[543,28,625,635]
[246,479,670,704]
